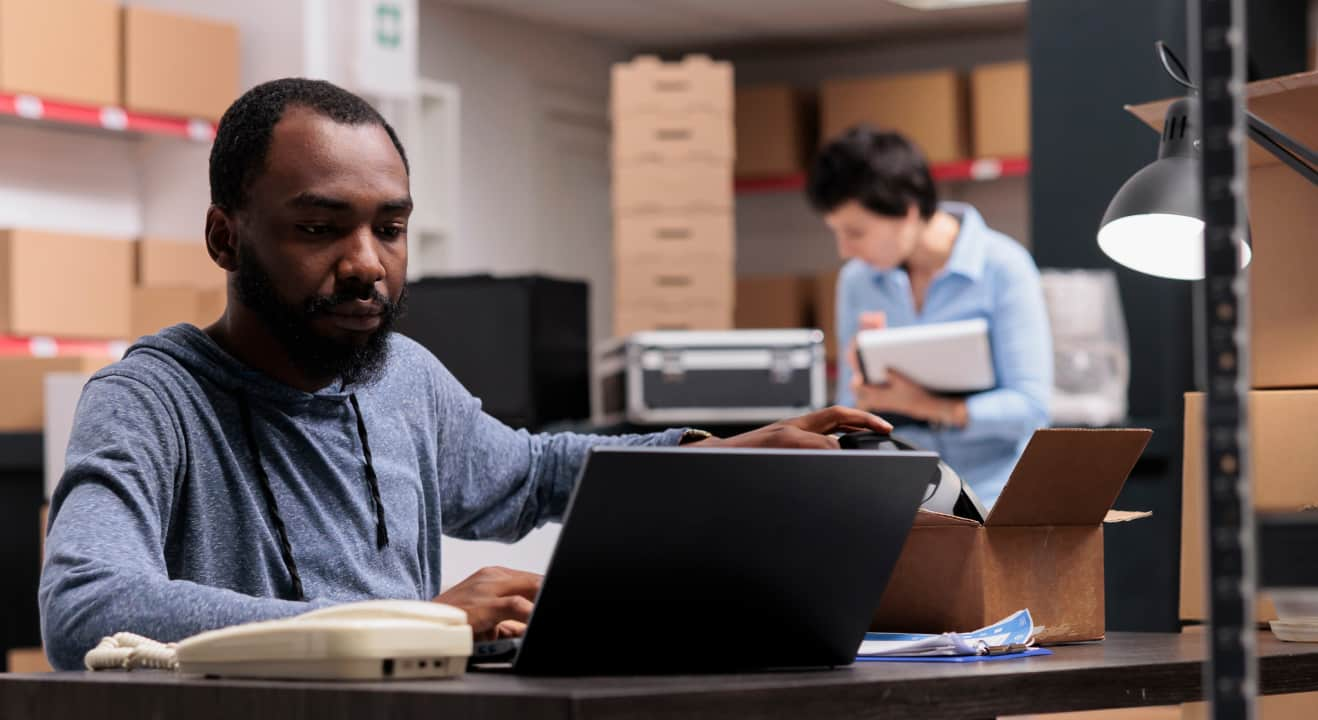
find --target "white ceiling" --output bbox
[438,0,1027,48]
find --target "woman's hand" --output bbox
[851,369,967,427]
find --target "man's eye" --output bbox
[297,224,333,236]
[377,225,406,239]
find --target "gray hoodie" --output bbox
[39,324,682,670]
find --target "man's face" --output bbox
[823,200,920,271]
[230,107,412,386]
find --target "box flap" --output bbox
[1126,70,1318,169]
[913,508,982,528]
[986,428,1153,527]
[1105,510,1153,523]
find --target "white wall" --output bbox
[417,1,631,582]
[723,29,1031,277]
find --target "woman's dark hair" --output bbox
[805,125,937,220]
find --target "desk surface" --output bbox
[3,632,1317,720]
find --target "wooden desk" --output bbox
[3,633,1317,720]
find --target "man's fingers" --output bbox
[791,406,892,434]
[859,311,887,331]
[487,573,543,601]
[495,595,535,623]
[495,620,528,639]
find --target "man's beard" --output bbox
[234,249,406,387]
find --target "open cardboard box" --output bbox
[872,428,1152,644]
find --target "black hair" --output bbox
[209,78,410,211]
[805,125,937,220]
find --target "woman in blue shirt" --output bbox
[807,126,1053,507]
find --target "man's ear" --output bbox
[205,205,240,272]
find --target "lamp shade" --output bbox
[1096,96,1251,280]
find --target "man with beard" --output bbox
[37,79,892,671]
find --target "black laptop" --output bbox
[471,446,936,675]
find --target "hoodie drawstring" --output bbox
[235,392,390,602]
[236,393,305,601]
[348,393,389,549]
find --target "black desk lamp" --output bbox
[1097,43,1316,281]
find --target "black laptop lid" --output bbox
[512,447,936,675]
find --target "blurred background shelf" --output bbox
[0,92,215,142]
[734,155,1030,193]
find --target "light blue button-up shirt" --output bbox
[835,202,1052,507]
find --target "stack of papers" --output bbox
[858,609,1040,659]
[1270,618,1318,642]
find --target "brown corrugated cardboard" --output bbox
[873,428,1153,644]
[1008,708,1181,720]
[1127,71,1318,389]
[735,85,812,178]
[614,214,734,257]
[5,647,52,673]
[0,229,133,339]
[1247,164,1318,389]
[136,238,224,289]
[613,164,733,215]
[0,356,111,431]
[123,6,239,120]
[734,275,809,329]
[811,269,840,362]
[131,287,200,339]
[820,69,969,163]
[613,304,734,338]
[1183,691,1318,719]
[971,61,1030,158]
[615,253,734,309]
[0,0,119,106]
[614,111,733,166]
[1181,391,1318,622]
[196,287,227,325]
[612,55,732,116]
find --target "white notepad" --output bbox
[856,318,994,394]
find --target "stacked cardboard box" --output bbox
[1133,70,1318,624]
[820,69,968,162]
[0,2,238,121]
[734,84,812,179]
[132,238,227,339]
[611,55,735,338]
[970,61,1030,158]
[733,269,842,363]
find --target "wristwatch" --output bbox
[679,429,714,445]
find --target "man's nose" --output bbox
[338,227,386,287]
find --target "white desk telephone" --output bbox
[85,600,474,681]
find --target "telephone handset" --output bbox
[87,600,475,680]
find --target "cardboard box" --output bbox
[614,214,734,257]
[196,287,227,325]
[0,356,111,431]
[614,111,733,166]
[612,55,732,116]
[613,163,733,215]
[616,253,734,309]
[131,286,200,339]
[123,5,239,120]
[735,85,812,178]
[1127,70,1318,389]
[0,0,119,106]
[1183,691,1318,719]
[971,61,1030,158]
[0,228,133,339]
[1180,391,1318,622]
[811,269,840,362]
[734,275,810,329]
[1008,709,1181,720]
[872,428,1152,644]
[613,304,734,338]
[5,647,52,673]
[820,69,968,163]
[136,238,224,290]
